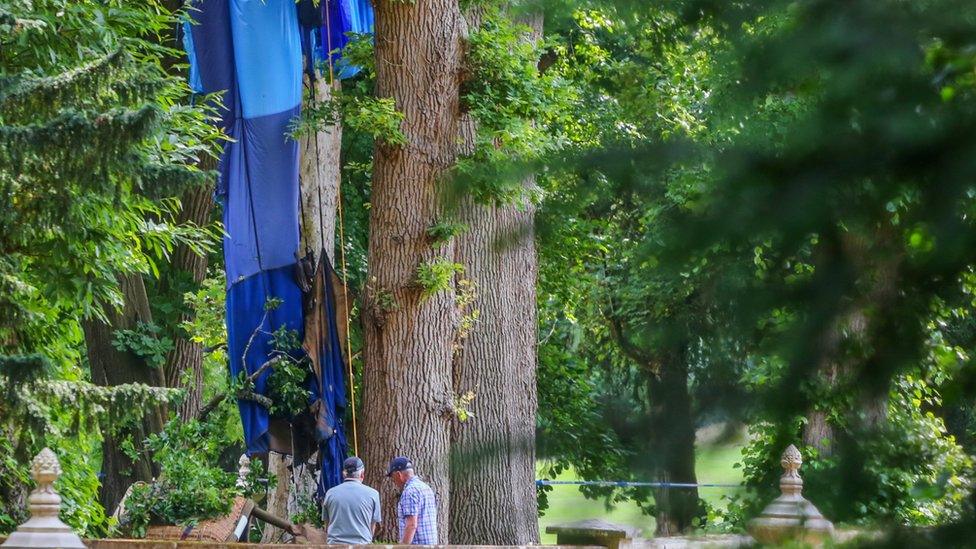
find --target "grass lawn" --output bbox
[536,437,746,543]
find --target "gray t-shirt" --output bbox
[323,479,382,544]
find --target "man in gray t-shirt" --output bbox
[322,457,382,544]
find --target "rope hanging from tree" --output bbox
[323,3,359,456]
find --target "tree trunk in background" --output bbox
[361,0,465,542]
[802,310,889,455]
[84,273,167,514]
[449,11,542,545]
[647,349,702,536]
[449,193,539,543]
[163,172,215,420]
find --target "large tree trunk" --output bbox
[83,273,167,513]
[448,11,542,545]
[163,176,215,420]
[449,193,539,544]
[802,310,889,455]
[646,349,702,537]
[361,0,465,542]
[262,452,292,543]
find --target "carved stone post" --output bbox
[747,444,834,545]
[235,454,251,489]
[2,448,85,548]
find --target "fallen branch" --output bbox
[196,356,285,421]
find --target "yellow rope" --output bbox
[323,0,357,456]
[336,178,358,457]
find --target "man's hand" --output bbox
[400,515,418,544]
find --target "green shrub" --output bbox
[118,409,266,538]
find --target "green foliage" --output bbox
[0,370,182,536]
[343,96,407,147]
[0,0,221,536]
[458,9,572,203]
[119,410,264,538]
[427,220,469,248]
[337,33,375,80]
[416,259,464,300]
[0,436,30,533]
[181,273,227,350]
[290,493,325,528]
[532,0,976,534]
[262,324,311,418]
[266,360,310,418]
[451,390,476,422]
[111,322,173,369]
[264,296,284,312]
[289,57,406,148]
[55,442,112,538]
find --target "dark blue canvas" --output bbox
[226,266,305,454]
[183,0,359,496]
[222,107,301,284]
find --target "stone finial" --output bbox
[780,444,803,496]
[1,448,86,548]
[747,444,834,546]
[236,454,251,489]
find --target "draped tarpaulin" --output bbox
[182,0,372,499]
[301,252,352,492]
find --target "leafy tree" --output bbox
[536,0,976,536]
[0,0,218,530]
[542,0,976,536]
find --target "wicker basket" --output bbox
[144,497,252,542]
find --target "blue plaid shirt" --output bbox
[397,476,438,545]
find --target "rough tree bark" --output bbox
[448,11,542,545]
[293,74,343,522]
[262,452,292,543]
[299,77,341,263]
[163,171,215,420]
[646,347,702,537]
[361,0,465,542]
[449,192,539,543]
[83,273,167,513]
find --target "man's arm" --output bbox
[371,491,381,537]
[400,515,418,544]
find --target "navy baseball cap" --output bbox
[343,456,365,474]
[386,456,413,476]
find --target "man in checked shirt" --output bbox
[386,456,438,545]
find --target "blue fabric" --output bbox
[226,266,305,455]
[311,259,349,498]
[183,0,351,496]
[222,107,301,284]
[229,0,303,119]
[181,22,204,94]
[186,0,238,124]
[319,0,374,79]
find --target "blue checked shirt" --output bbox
[397,476,438,545]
